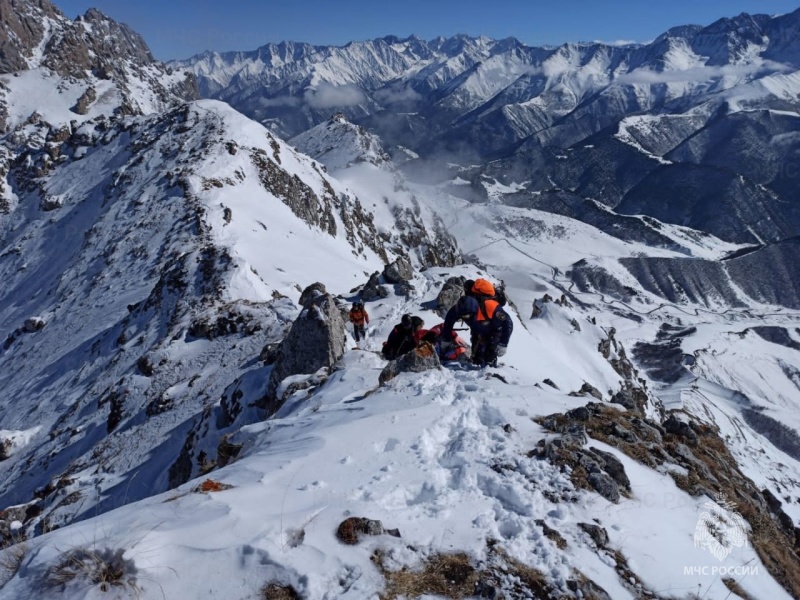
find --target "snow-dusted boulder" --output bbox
[435,276,466,317]
[265,293,346,414]
[22,317,45,332]
[379,342,441,384]
[360,272,389,301]
[382,256,413,284]
[298,282,327,308]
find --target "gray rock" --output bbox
[610,388,638,411]
[379,342,441,384]
[298,282,327,308]
[383,256,414,284]
[589,448,631,491]
[360,271,388,301]
[72,86,96,115]
[569,382,603,400]
[23,317,45,332]
[265,293,346,414]
[566,406,590,421]
[435,276,465,317]
[587,471,620,503]
[578,522,609,548]
[361,284,389,301]
[663,414,698,442]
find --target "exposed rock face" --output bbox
[435,276,465,317]
[0,0,63,73]
[532,411,630,504]
[536,402,800,599]
[379,342,440,384]
[71,86,96,115]
[22,316,45,332]
[265,293,347,413]
[360,271,389,301]
[0,0,197,122]
[298,282,327,308]
[251,149,338,237]
[382,256,413,284]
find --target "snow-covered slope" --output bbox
[3,192,800,598]
[1,3,800,599]
[0,95,440,537]
[0,0,196,127]
[290,114,459,268]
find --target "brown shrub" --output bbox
[374,551,478,600]
[262,583,301,599]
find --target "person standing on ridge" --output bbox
[441,278,513,367]
[349,301,369,342]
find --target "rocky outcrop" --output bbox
[535,402,800,598]
[435,276,466,317]
[0,0,63,73]
[533,407,631,503]
[379,342,440,384]
[298,282,327,308]
[264,292,347,414]
[382,256,413,284]
[71,87,96,115]
[359,272,389,301]
[0,0,197,121]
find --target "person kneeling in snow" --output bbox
[441,278,513,367]
[382,314,424,360]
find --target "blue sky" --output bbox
[55,0,800,60]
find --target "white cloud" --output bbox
[615,60,792,85]
[304,83,367,109]
[258,96,301,108]
[593,39,644,47]
[373,83,422,106]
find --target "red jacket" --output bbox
[349,307,369,326]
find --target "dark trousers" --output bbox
[353,324,365,341]
[471,335,498,367]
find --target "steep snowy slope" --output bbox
[290,114,459,268]
[0,96,430,537]
[2,202,800,598]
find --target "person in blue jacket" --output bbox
[441,278,513,367]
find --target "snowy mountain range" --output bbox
[178,12,800,151]
[1,1,800,599]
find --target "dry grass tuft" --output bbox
[535,519,568,550]
[373,551,479,600]
[47,546,138,593]
[262,582,301,599]
[722,576,756,600]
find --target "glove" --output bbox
[439,340,454,352]
[496,345,507,357]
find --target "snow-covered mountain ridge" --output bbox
[179,8,800,265]
[177,10,800,150]
[1,1,800,599]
